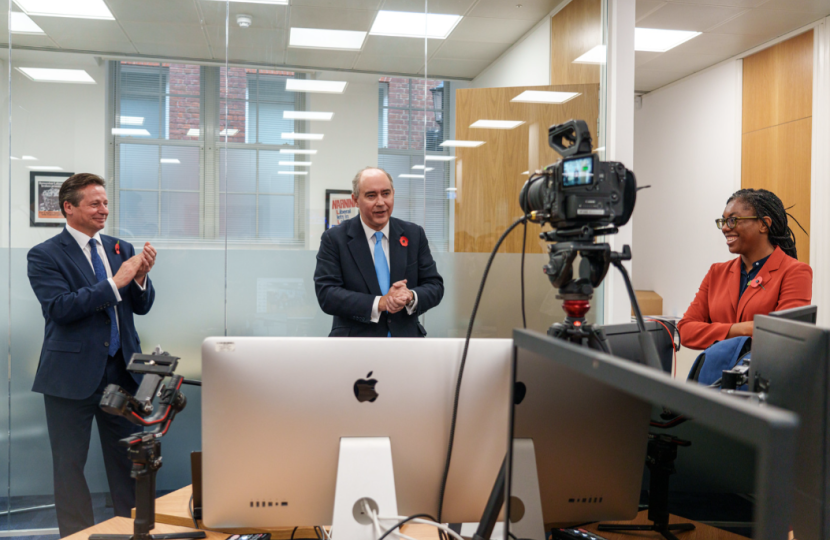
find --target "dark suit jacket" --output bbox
[314,215,444,337]
[27,229,155,399]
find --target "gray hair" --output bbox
[352,166,394,198]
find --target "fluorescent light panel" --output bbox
[280,149,318,155]
[14,0,114,20]
[120,116,144,126]
[219,129,239,136]
[112,128,150,136]
[511,90,580,104]
[440,140,484,148]
[635,28,701,52]
[17,67,95,84]
[279,161,311,166]
[286,79,347,94]
[282,133,324,140]
[370,11,462,39]
[160,159,180,164]
[187,129,200,137]
[205,0,287,4]
[278,171,308,175]
[10,12,44,34]
[28,166,62,170]
[573,44,606,64]
[399,174,425,178]
[412,166,434,171]
[424,155,455,162]
[290,28,367,51]
[283,111,334,121]
[470,120,524,129]
[22,156,36,160]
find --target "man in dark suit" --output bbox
[315,167,443,337]
[27,173,157,536]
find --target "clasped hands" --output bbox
[379,279,414,314]
[113,242,157,289]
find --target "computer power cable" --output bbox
[378,515,465,540]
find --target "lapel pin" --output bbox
[750,276,765,290]
[400,236,408,247]
[114,241,120,255]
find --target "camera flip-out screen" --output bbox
[562,156,593,187]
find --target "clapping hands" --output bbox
[379,279,414,314]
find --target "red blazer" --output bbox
[678,246,813,350]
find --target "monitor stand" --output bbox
[332,437,398,540]
[509,439,546,540]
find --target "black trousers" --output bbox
[43,350,140,537]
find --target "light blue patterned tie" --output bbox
[89,238,120,356]
[373,231,391,337]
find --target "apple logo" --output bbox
[514,381,527,405]
[354,371,379,403]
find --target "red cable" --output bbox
[646,318,678,378]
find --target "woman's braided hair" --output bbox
[726,188,806,260]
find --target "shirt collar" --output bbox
[65,223,103,250]
[741,253,771,276]
[360,216,390,244]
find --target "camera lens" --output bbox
[519,176,547,214]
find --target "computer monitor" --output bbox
[510,329,799,540]
[750,315,829,540]
[201,337,512,529]
[768,304,817,324]
[604,321,676,373]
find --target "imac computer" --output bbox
[510,329,799,540]
[768,305,817,324]
[604,321,677,373]
[750,315,829,540]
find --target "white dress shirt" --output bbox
[359,217,418,323]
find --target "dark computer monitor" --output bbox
[604,321,676,373]
[750,315,829,540]
[768,305,817,325]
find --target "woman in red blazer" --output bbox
[678,189,812,350]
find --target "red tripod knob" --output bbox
[563,300,590,319]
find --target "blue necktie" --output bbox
[373,232,391,337]
[89,238,120,357]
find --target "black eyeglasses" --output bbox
[715,216,759,229]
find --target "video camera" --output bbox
[519,119,637,232]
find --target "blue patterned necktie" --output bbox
[89,238,120,356]
[373,231,391,337]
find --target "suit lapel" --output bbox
[388,218,407,284]
[728,258,740,314]
[101,235,123,278]
[737,247,782,321]
[58,229,96,287]
[346,217,382,296]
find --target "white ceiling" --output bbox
[635,0,830,92]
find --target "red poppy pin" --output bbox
[400,236,409,247]
[114,241,120,255]
[750,276,765,290]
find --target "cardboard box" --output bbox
[633,290,663,316]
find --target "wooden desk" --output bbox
[147,485,747,540]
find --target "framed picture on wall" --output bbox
[30,171,73,227]
[325,189,358,229]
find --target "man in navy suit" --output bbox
[27,173,157,536]
[314,167,443,337]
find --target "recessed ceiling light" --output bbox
[521,171,529,175]
[370,10,462,39]
[285,79,347,94]
[28,166,62,170]
[573,45,606,64]
[112,128,150,136]
[470,120,524,129]
[10,12,44,34]
[10,157,18,160]
[635,28,700,52]
[280,149,318,155]
[290,28,367,51]
[121,116,144,126]
[187,129,200,137]
[282,133,324,140]
[440,140,484,148]
[279,161,311,166]
[412,165,434,171]
[160,159,180,164]
[220,129,239,136]
[205,0,288,4]
[22,156,37,160]
[13,0,114,20]
[511,90,580,104]
[399,174,425,178]
[278,171,308,175]
[283,111,334,121]
[425,155,455,162]
[17,67,95,84]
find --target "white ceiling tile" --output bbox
[107,0,201,24]
[669,0,774,6]
[133,42,212,60]
[226,46,287,65]
[637,0,667,21]
[638,50,729,71]
[379,0,477,15]
[666,31,766,56]
[198,2,288,29]
[291,0,383,8]
[32,17,132,42]
[353,54,425,73]
[467,0,561,21]
[289,6,376,32]
[207,26,286,51]
[448,16,537,43]
[708,8,823,35]
[360,35,441,57]
[285,48,359,69]
[635,50,662,66]
[759,0,830,13]
[50,38,139,54]
[635,68,688,92]
[119,21,207,46]
[418,57,490,78]
[9,33,57,48]
[432,39,509,61]
[636,3,749,31]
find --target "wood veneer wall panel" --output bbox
[741,118,812,263]
[550,0,602,85]
[742,30,813,134]
[454,84,599,254]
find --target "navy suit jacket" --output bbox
[27,229,155,400]
[314,216,443,337]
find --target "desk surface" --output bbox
[144,486,747,540]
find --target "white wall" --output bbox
[632,60,742,318]
[470,11,552,88]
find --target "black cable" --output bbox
[437,215,528,524]
[376,513,440,540]
[314,525,324,540]
[188,493,198,529]
[290,526,298,539]
[521,219,527,330]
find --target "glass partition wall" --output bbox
[0,0,606,534]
